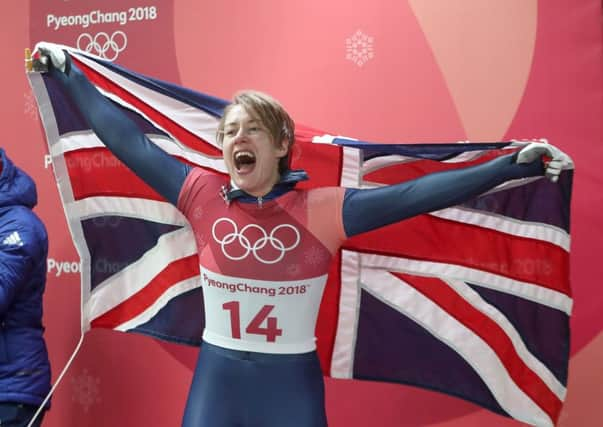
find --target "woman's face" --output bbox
[221,105,288,197]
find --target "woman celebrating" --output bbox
[34,42,569,427]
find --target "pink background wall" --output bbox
[1,0,601,425]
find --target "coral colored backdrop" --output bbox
[0,1,601,426]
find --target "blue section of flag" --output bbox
[82,216,182,289]
[132,288,205,346]
[45,76,90,135]
[354,289,508,417]
[463,175,572,232]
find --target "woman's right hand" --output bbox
[32,42,67,73]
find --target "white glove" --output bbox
[515,139,572,183]
[33,42,67,73]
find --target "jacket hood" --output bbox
[0,149,37,209]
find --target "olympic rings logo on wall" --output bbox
[76,31,127,61]
[212,218,301,264]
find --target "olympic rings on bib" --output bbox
[212,218,300,264]
[77,31,128,61]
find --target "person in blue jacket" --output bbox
[0,149,51,427]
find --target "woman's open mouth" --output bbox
[234,150,256,173]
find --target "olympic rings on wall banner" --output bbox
[77,31,127,61]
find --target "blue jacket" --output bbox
[0,149,51,407]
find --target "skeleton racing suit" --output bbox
[51,61,544,427]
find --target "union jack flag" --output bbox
[28,49,573,427]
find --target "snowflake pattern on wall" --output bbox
[71,369,101,413]
[346,30,374,67]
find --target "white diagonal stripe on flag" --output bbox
[362,269,553,427]
[72,52,221,148]
[445,278,566,400]
[85,226,197,320]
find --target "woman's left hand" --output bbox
[515,139,573,183]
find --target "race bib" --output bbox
[201,266,328,354]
